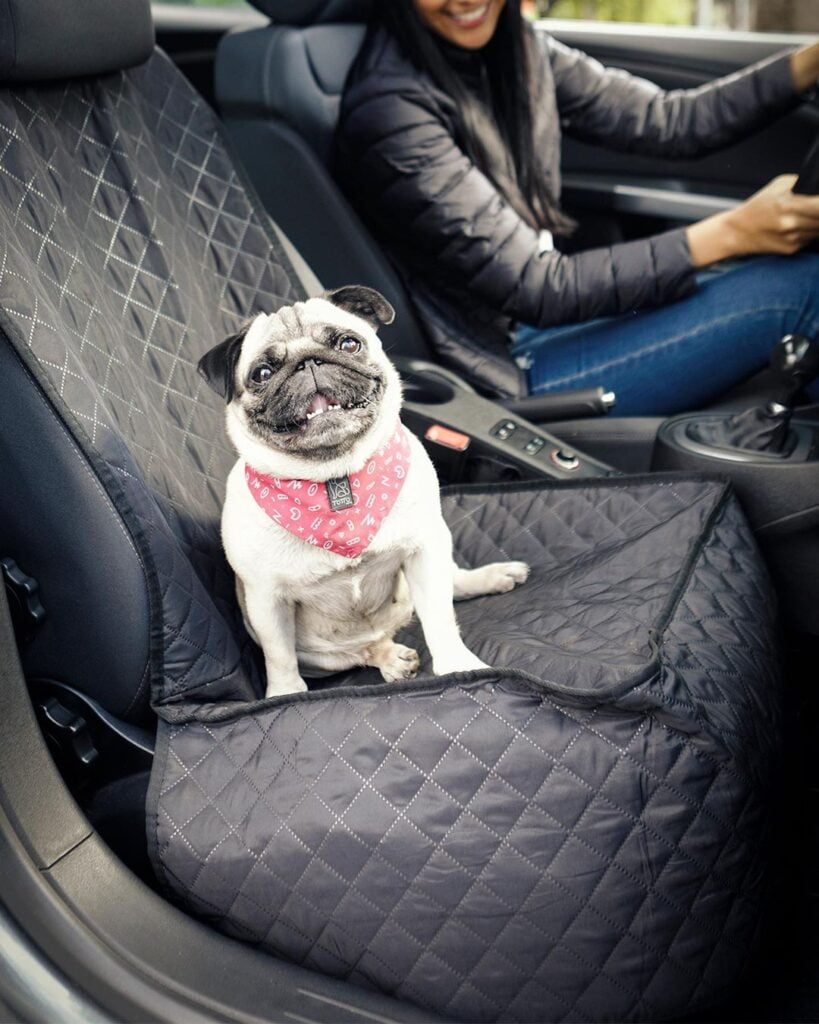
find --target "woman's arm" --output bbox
[337,87,695,328]
[338,83,819,331]
[546,34,811,159]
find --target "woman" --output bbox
[335,1,819,413]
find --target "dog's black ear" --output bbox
[322,285,395,331]
[197,324,250,402]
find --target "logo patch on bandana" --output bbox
[326,475,355,511]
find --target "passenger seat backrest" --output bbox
[215,0,432,360]
[218,23,365,168]
[216,0,369,161]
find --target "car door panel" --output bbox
[543,22,819,219]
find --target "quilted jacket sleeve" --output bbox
[547,37,801,158]
[339,84,695,327]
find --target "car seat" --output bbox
[0,2,785,1021]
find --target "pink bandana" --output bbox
[245,423,411,558]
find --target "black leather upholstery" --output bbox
[245,0,371,25]
[217,24,364,165]
[0,23,308,722]
[216,23,432,359]
[0,0,154,82]
[0,337,152,724]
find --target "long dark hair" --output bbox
[365,1,574,236]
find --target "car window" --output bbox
[525,0,819,32]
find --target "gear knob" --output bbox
[770,334,819,405]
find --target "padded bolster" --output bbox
[246,0,371,25]
[216,25,365,158]
[0,337,151,725]
[0,0,154,83]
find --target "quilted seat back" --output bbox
[0,51,301,720]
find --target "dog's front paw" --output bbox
[265,674,308,698]
[433,649,489,676]
[378,643,420,683]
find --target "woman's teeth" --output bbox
[450,3,490,26]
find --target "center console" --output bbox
[397,357,616,483]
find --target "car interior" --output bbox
[0,0,818,1020]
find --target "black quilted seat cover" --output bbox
[0,51,300,706]
[151,478,780,1024]
[0,48,779,1024]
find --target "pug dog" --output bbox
[198,285,529,697]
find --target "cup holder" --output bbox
[400,370,456,406]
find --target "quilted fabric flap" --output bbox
[441,477,729,696]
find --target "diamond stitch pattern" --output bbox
[0,53,300,706]
[0,49,780,1024]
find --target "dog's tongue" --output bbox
[306,393,333,415]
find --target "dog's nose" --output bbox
[295,357,324,372]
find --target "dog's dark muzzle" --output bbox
[251,358,383,436]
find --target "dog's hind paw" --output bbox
[491,561,530,592]
[374,642,420,683]
[454,561,530,599]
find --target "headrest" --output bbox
[247,0,372,25]
[0,0,155,83]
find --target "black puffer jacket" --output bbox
[336,26,801,397]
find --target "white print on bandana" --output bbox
[245,423,412,558]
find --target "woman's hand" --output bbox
[687,175,819,267]
[686,40,819,268]
[791,41,819,94]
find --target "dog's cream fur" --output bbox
[213,294,528,697]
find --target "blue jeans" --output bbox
[512,253,819,416]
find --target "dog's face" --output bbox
[198,286,397,462]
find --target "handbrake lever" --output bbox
[502,387,616,423]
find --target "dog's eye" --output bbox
[337,336,361,355]
[250,364,273,385]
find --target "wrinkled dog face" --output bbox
[198,286,396,461]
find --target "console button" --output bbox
[549,448,581,471]
[425,424,471,451]
[491,419,517,441]
[524,437,545,455]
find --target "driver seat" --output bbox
[214,0,790,430]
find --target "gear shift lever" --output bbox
[689,334,819,455]
[769,333,819,409]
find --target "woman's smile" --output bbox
[413,0,506,49]
[448,3,491,28]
